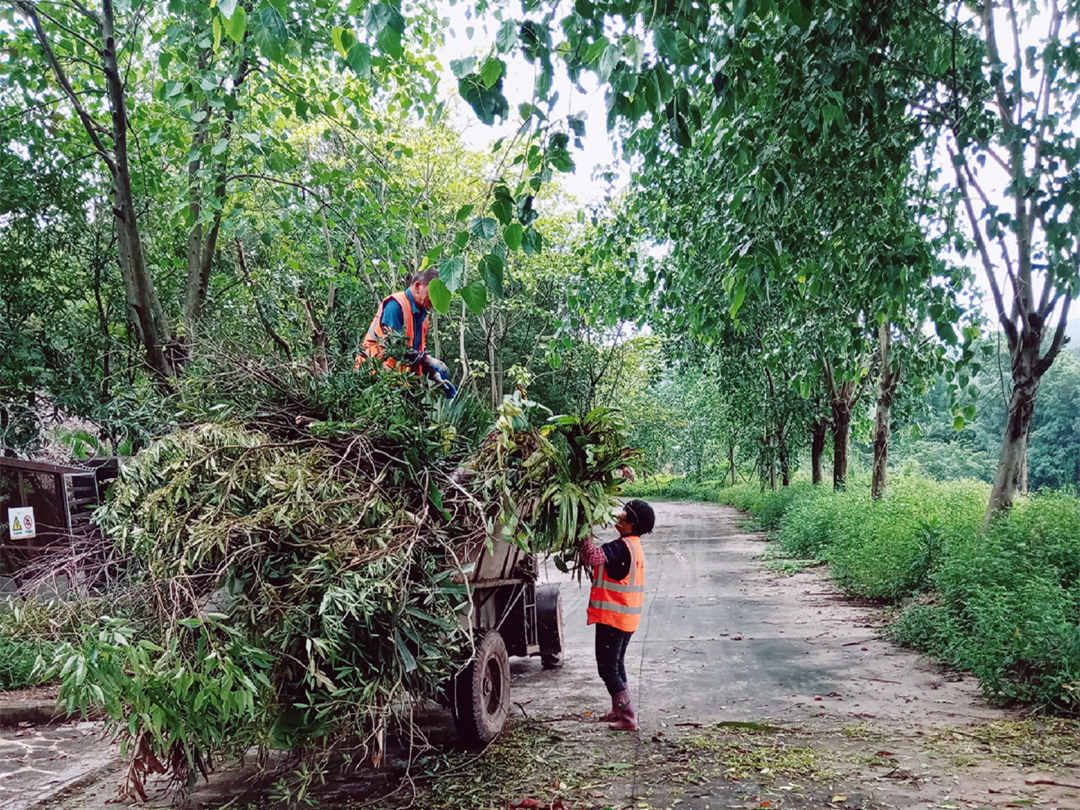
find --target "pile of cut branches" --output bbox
[42,356,638,798]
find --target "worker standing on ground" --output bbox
[357,269,456,398]
[580,499,655,731]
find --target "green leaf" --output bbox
[503,222,523,250]
[480,253,504,298]
[347,43,371,78]
[255,4,288,63]
[786,0,811,29]
[496,19,518,52]
[460,280,488,314]
[218,0,238,18]
[470,217,498,240]
[224,5,247,44]
[332,27,356,58]
[480,57,505,88]
[428,277,451,313]
[822,103,843,134]
[377,24,403,59]
[428,481,451,521]
[394,631,417,673]
[450,57,476,78]
[458,74,508,125]
[211,138,228,156]
[521,226,542,255]
[729,283,747,318]
[491,196,513,226]
[438,256,465,291]
[454,203,474,222]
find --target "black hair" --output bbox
[407,268,439,286]
[623,499,655,535]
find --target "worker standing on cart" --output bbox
[580,499,655,731]
[356,269,457,398]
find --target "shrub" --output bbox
[755,482,818,531]
[903,492,1080,712]
[826,479,985,601]
[623,475,728,503]
[776,489,856,559]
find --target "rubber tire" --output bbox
[536,583,564,669]
[454,630,511,745]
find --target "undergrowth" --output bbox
[0,636,53,690]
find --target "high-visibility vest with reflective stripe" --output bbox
[587,535,644,633]
[355,290,429,371]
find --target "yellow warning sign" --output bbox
[8,507,35,539]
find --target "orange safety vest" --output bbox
[355,291,429,371]
[587,535,645,633]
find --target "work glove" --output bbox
[580,536,605,568]
[403,348,428,368]
[421,355,456,399]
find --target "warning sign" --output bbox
[8,506,35,539]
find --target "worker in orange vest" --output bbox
[579,499,655,731]
[357,269,456,398]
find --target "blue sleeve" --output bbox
[601,539,632,581]
[381,298,404,331]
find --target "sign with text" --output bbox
[8,506,36,539]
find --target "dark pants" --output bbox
[595,623,633,695]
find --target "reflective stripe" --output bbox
[594,580,644,594]
[588,600,642,615]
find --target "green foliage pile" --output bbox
[0,636,53,691]
[40,360,636,797]
[470,395,640,569]
[893,492,1080,712]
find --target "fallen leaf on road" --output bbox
[830,795,847,803]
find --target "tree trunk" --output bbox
[728,440,737,487]
[986,359,1039,520]
[102,0,174,380]
[871,324,901,501]
[766,430,777,490]
[810,419,827,485]
[17,0,174,381]
[831,395,852,491]
[457,300,471,390]
[779,438,791,487]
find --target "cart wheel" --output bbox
[454,630,511,745]
[536,583,564,669]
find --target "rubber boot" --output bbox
[607,690,638,731]
[597,693,619,723]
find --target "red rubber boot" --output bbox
[597,693,619,722]
[607,690,638,731]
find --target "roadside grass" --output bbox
[0,636,53,691]
[636,474,1080,715]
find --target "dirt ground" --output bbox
[5,501,1079,810]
